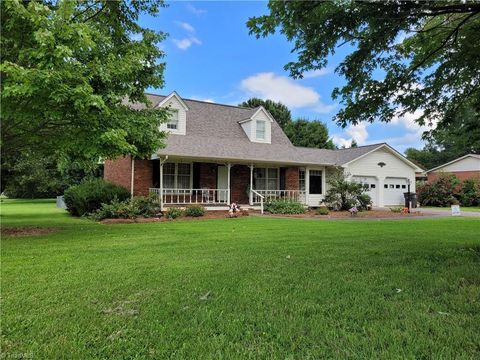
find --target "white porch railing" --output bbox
[251,190,306,204]
[149,188,229,205]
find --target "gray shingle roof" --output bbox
[127,93,385,166]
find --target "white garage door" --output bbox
[383,178,408,206]
[352,176,378,206]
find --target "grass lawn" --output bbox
[423,205,480,212]
[1,200,480,359]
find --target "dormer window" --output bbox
[167,110,179,130]
[256,120,266,140]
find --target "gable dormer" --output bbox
[158,91,189,135]
[239,107,274,144]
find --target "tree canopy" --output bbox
[239,98,292,129]
[284,119,335,149]
[248,1,480,132]
[1,0,168,173]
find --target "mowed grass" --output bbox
[1,200,480,359]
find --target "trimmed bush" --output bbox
[64,179,130,216]
[417,173,459,207]
[91,195,161,221]
[165,207,183,219]
[184,205,205,217]
[264,200,305,214]
[317,206,329,215]
[460,178,480,206]
[323,169,370,211]
[357,193,372,211]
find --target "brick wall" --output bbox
[104,156,132,191]
[133,159,153,196]
[104,156,152,196]
[285,167,299,190]
[199,163,217,189]
[427,171,480,183]
[231,165,250,204]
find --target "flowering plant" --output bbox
[349,206,358,216]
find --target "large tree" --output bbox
[1,0,168,189]
[247,1,480,131]
[239,98,292,129]
[284,119,335,149]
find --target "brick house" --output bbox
[104,92,422,209]
[426,154,480,183]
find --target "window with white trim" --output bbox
[299,169,306,191]
[254,168,279,190]
[256,120,266,140]
[309,170,323,194]
[167,110,179,130]
[163,163,191,189]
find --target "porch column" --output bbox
[249,164,254,205]
[130,157,135,199]
[159,160,164,211]
[227,163,232,205]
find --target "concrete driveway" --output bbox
[416,207,480,218]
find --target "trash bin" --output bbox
[403,192,417,208]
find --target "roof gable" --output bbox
[157,91,189,111]
[426,154,480,173]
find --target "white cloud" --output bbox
[172,37,202,50]
[302,68,333,79]
[332,123,369,148]
[174,21,195,33]
[240,72,335,113]
[186,3,206,15]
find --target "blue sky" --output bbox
[140,1,432,154]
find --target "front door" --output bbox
[217,166,229,202]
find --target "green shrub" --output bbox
[460,178,480,206]
[417,173,459,207]
[317,206,329,215]
[91,195,161,221]
[184,205,205,217]
[264,200,305,214]
[165,207,183,219]
[323,169,370,211]
[390,207,403,213]
[357,193,372,211]
[64,178,130,216]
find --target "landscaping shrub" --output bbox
[264,200,305,214]
[460,178,480,206]
[64,178,130,216]
[323,169,370,211]
[317,206,329,215]
[91,195,161,221]
[417,173,459,207]
[165,207,183,219]
[357,193,372,211]
[184,205,205,217]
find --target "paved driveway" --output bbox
[416,207,480,218]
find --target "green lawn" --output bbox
[1,200,480,359]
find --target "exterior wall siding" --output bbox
[199,163,217,189]
[435,157,480,172]
[133,159,153,196]
[285,167,299,190]
[231,165,250,204]
[159,95,187,135]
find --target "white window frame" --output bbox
[299,168,306,191]
[256,120,266,140]
[254,167,279,190]
[167,110,179,130]
[162,163,193,191]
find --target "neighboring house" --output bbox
[426,154,480,182]
[104,92,422,209]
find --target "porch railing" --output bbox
[149,188,229,205]
[251,190,306,204]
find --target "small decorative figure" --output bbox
[228,202,241,218]
[349,206,358,217]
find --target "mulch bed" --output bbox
[263,209,425,220]
[100,210,254,224]
[2,227,57,237]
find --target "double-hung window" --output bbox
[254,168,279,190]
[167,110,179,130]
[162,163,191,189]
[256,120,266,140]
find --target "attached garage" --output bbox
[383,177,409,206]
[343,144,422,207]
